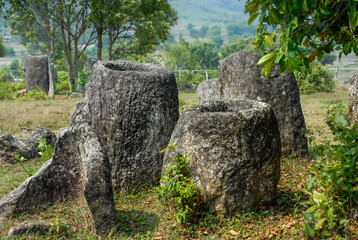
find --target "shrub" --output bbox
[295,60,336,94]
[303,101,358,238]
[55,71,70,94]
[0,81,25,100]
[158,144,203,225]
[18,88,49,101]
[5,46,15,57]
[75,70,90,92]
[0,64,13,81]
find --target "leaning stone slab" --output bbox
[196,78,220,103]
[163,100,281,215]
[219,50,308,157]
[0,124,116,234]
[0,127,56,163]
[22,54,49,93]
[82,61,179,190]
[349,72,358,123]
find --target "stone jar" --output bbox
[86,61,179,190]
[163,100,281,215]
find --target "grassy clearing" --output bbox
[0,96,81,138]
[0,87,356,239]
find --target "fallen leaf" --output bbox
[229,230,240,236]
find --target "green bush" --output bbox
[295,60,336,94]
[5,46,15,57]
[75,70,90,92]
[303,101,358,238]
[18,88,49,101]
[158,143,203,225]
[0,81,25,100]
[0,64,14,81]
[55,71,70,94]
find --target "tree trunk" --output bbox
[47,50,55,99]
[108,40,113,60]
[96,26,103,60]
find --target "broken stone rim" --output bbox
[95,60,173,75]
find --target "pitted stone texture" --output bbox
[219,50,308,157]
[0,124,116,234]
[84,61,179,190]
[349,72,358,123]
[163,100,281,215]
[0,127,56,163]
[196,78,220,103]
[22,54,49,93]
[83,57,97,72]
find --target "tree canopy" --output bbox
[1,0,177,91]
[244,0,358,78]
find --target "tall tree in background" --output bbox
[0,38,5,57]
[244,0,358,78]
[189,41,220,70]
[89,0,177,60]
[2,0,57,98]
[2,0,96,91]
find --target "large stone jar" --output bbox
[22,54,49,93]
[219,50,308,157]
[163,100,281,215]
[85,61,179,190]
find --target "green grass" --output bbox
[0,87,357,239]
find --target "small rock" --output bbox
[8,220,51,237]
[196,78,220,103]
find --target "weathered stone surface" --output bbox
[219,50,308,157]
[196,78,220,103]
[83,57,97,72]
[22,54,49,93]
[163,100,281,215]
[0,124,116,234]
[0,127,56,163]
[8,220,51,237]
[349,72,358,123]
[81,61,179,190]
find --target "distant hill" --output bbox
[170,0,247,27]
[169,0,253,42]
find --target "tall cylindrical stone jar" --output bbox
[87,61,179,191]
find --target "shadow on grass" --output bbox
[115,210,159,237]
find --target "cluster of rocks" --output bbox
[0,50,311,236]
[0,127,56,164]
[0,61,179,234]
[197,50,309,157]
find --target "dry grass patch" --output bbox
[0,97,81,138]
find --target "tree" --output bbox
[227,23,243,36]
[89,0,177,60]
[220,37,254,59]
[208,26,221,38]
[244,0,358,78]
[0,38,5,57]
[210,35,224,49]
[189,41,220,70]
[166,38,191,70]
[189,29,200,38]
[2,0,58,98]
[199,25,209,38]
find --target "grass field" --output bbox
[0,87,356,239]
